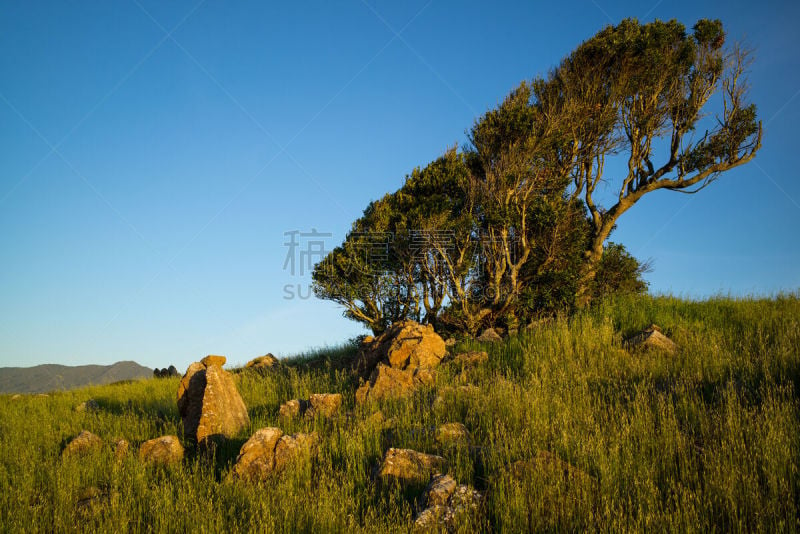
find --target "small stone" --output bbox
[62,430,103,457]
[278,399,304,418]
[138,435,184,465]
[201,354,227,367]
[436,422,470,445]
[306,393,342,418]
[10,394,22,400]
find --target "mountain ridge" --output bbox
[0,360,153,394]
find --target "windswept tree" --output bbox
[314,17,758,334]
[533,18,761,305]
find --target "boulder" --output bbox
[477,328,502,343]
[246,353,280,370]
[231,427,318,482]
[452,351,488,366]
[436,423,470,446]
[377,448,445,485]
[278,399,305,419]
[356,364,415,404]
[62,430,103,457]
[201,354,227,367]
[306,393,342,418]
[74,399,99,413]
[138,435,184,465]
[177,356,249,446]
[624,324,677,354]
[356,320,446,375]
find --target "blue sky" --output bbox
[1,0,798,371]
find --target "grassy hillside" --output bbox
[1,294,798,532]
[0,361,153,394]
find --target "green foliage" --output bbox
[316,17,758,332]
[1,294,799,531]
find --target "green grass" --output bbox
[1,293,799,532]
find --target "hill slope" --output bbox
[0,360,153,393]
[0,293,798,532]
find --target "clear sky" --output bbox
[1,0,798,371]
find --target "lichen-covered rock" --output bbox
[356,320,446,375]
[415,477,483,532]
[177,356,249,446]
[246,353,280,370]
[377,448,445,485]
[306,393,342,418]
[231,427,318,482]
[278,399,305,419]
[230,427,285,481]
[356,364,415,404]
[62,430,103,457]
[200,354,227,367]
[138,435,184,465]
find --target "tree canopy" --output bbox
[313,18,761,335]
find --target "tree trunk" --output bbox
[575,236,606,308]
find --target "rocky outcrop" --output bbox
[246,353,280,370]
[62,430,103,457]
[377,448,445,485]
[355,321,446,376]
[231,427,318,482]
[354,321,447,404]
[278,393,342,419]
[177,355,249,446]
[624,324,677,354]
[138,435,184,465]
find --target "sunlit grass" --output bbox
[1,293,798,532]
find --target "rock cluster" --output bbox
[230,427,319,482]
[355,321,446,404]
[278,393,342,419]
[177,355,249,446]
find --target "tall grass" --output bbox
[1,293,798,532]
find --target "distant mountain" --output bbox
[0,361,153,394]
